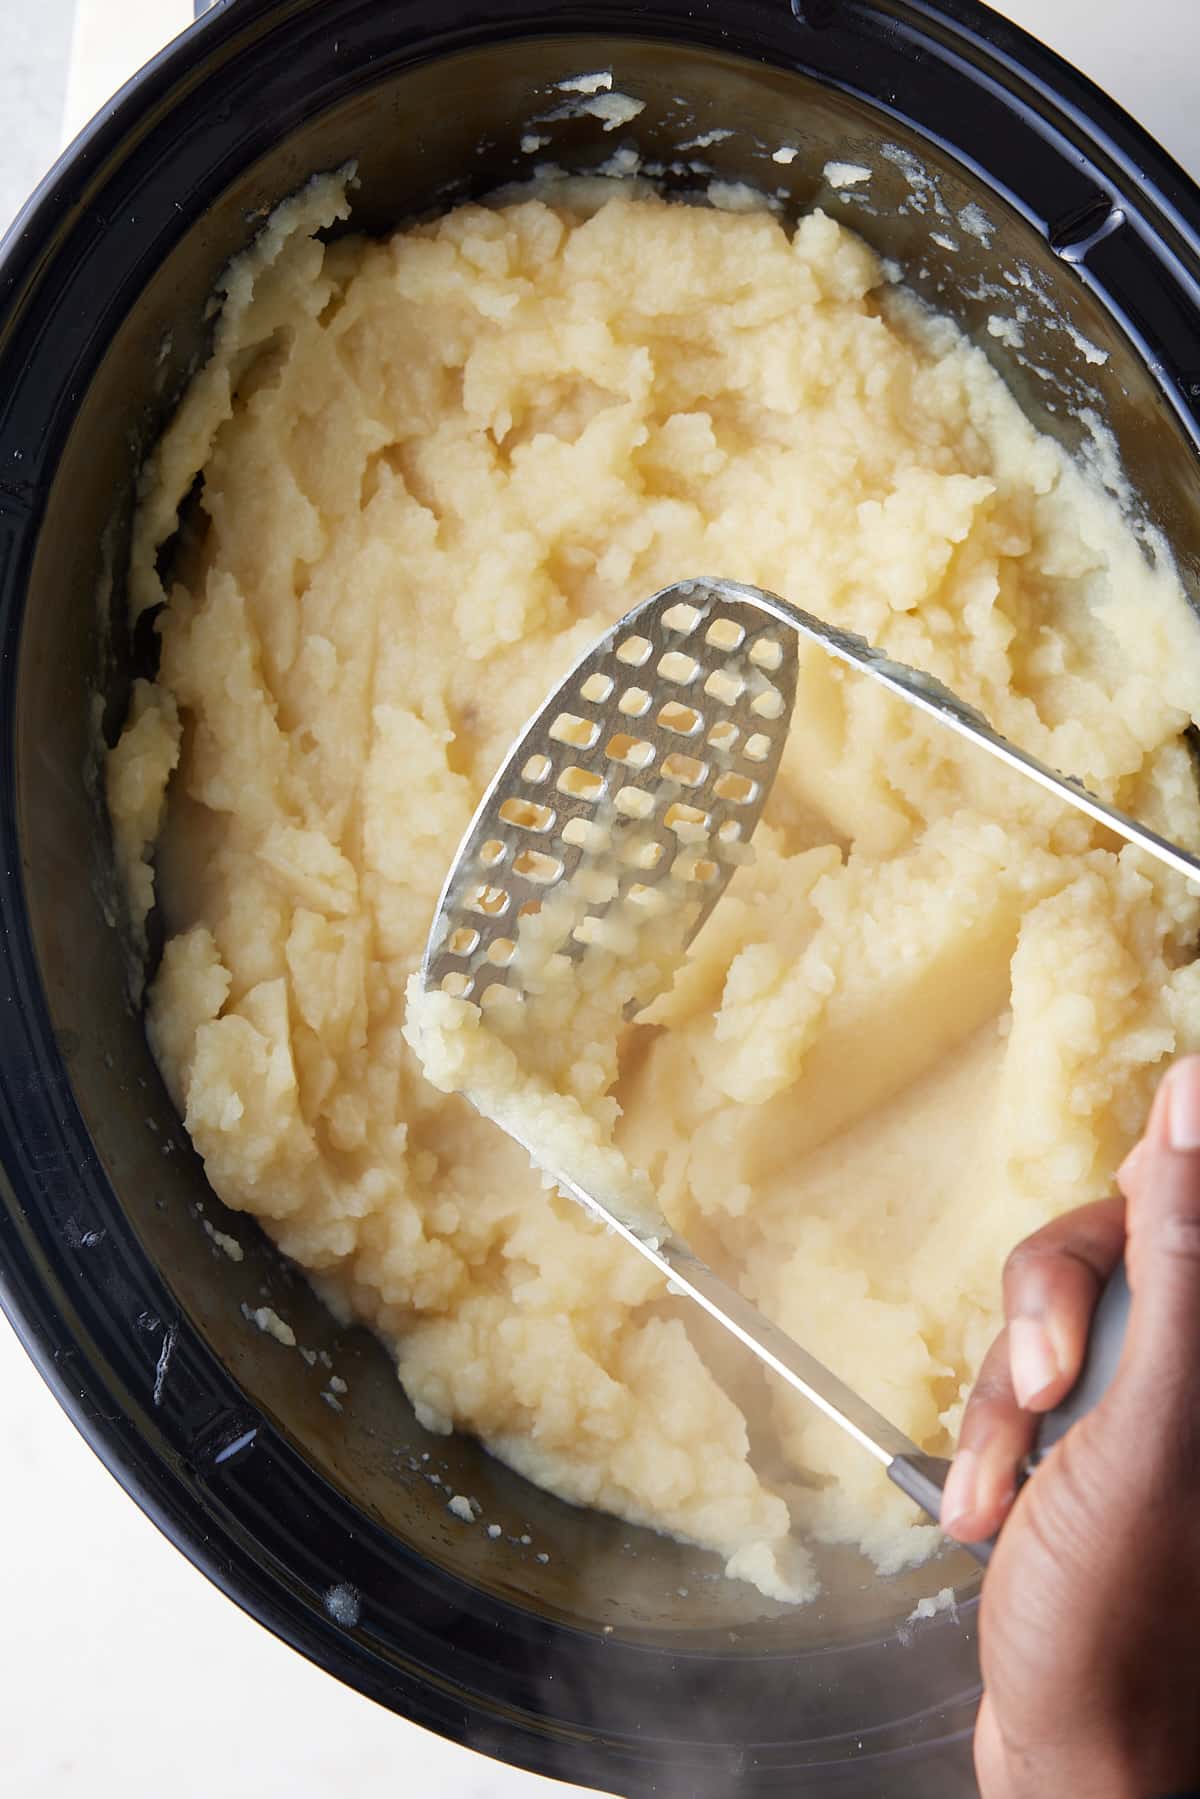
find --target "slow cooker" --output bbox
[3,2,1199,1792]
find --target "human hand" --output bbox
[942,1056,1200,1799]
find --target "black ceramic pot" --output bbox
[3,3,1199,1793]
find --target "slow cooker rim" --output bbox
[6,0,1200,310]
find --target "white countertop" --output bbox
[3,2,1198,1793]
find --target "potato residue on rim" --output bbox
[108,171,1200,1602]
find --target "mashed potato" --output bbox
[108,171,1200,1602]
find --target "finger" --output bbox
[974,1693,1011,1799]
[1001,1193,1126,1412]
[1115,1067,1173,1202]
[1117,1136,1149,1202]
[943,1326,1034,1543]
[1121,1056,1200,1387]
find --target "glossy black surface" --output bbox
[2,2,1200,1792]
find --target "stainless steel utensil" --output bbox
[422,576,1172,1563]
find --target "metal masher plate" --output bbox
[422,580,799,1006]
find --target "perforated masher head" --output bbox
[422,579,799,1008]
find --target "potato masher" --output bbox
[420,577,1173,1562]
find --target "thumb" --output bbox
[1121,1057,1200,1398]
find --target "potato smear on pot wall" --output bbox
[107,172,1200,1602]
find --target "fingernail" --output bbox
[940,1448,978,1535]
[1117,1138,1146,1193]
[1167,1058,1200,1152]
[1009,1316,1060,1409]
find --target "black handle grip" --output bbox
[888,1259,1131,1565]
[1031,1258,1130,1464]
[887,1453,993,1565]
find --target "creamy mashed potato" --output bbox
[108,171,1200,1601]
